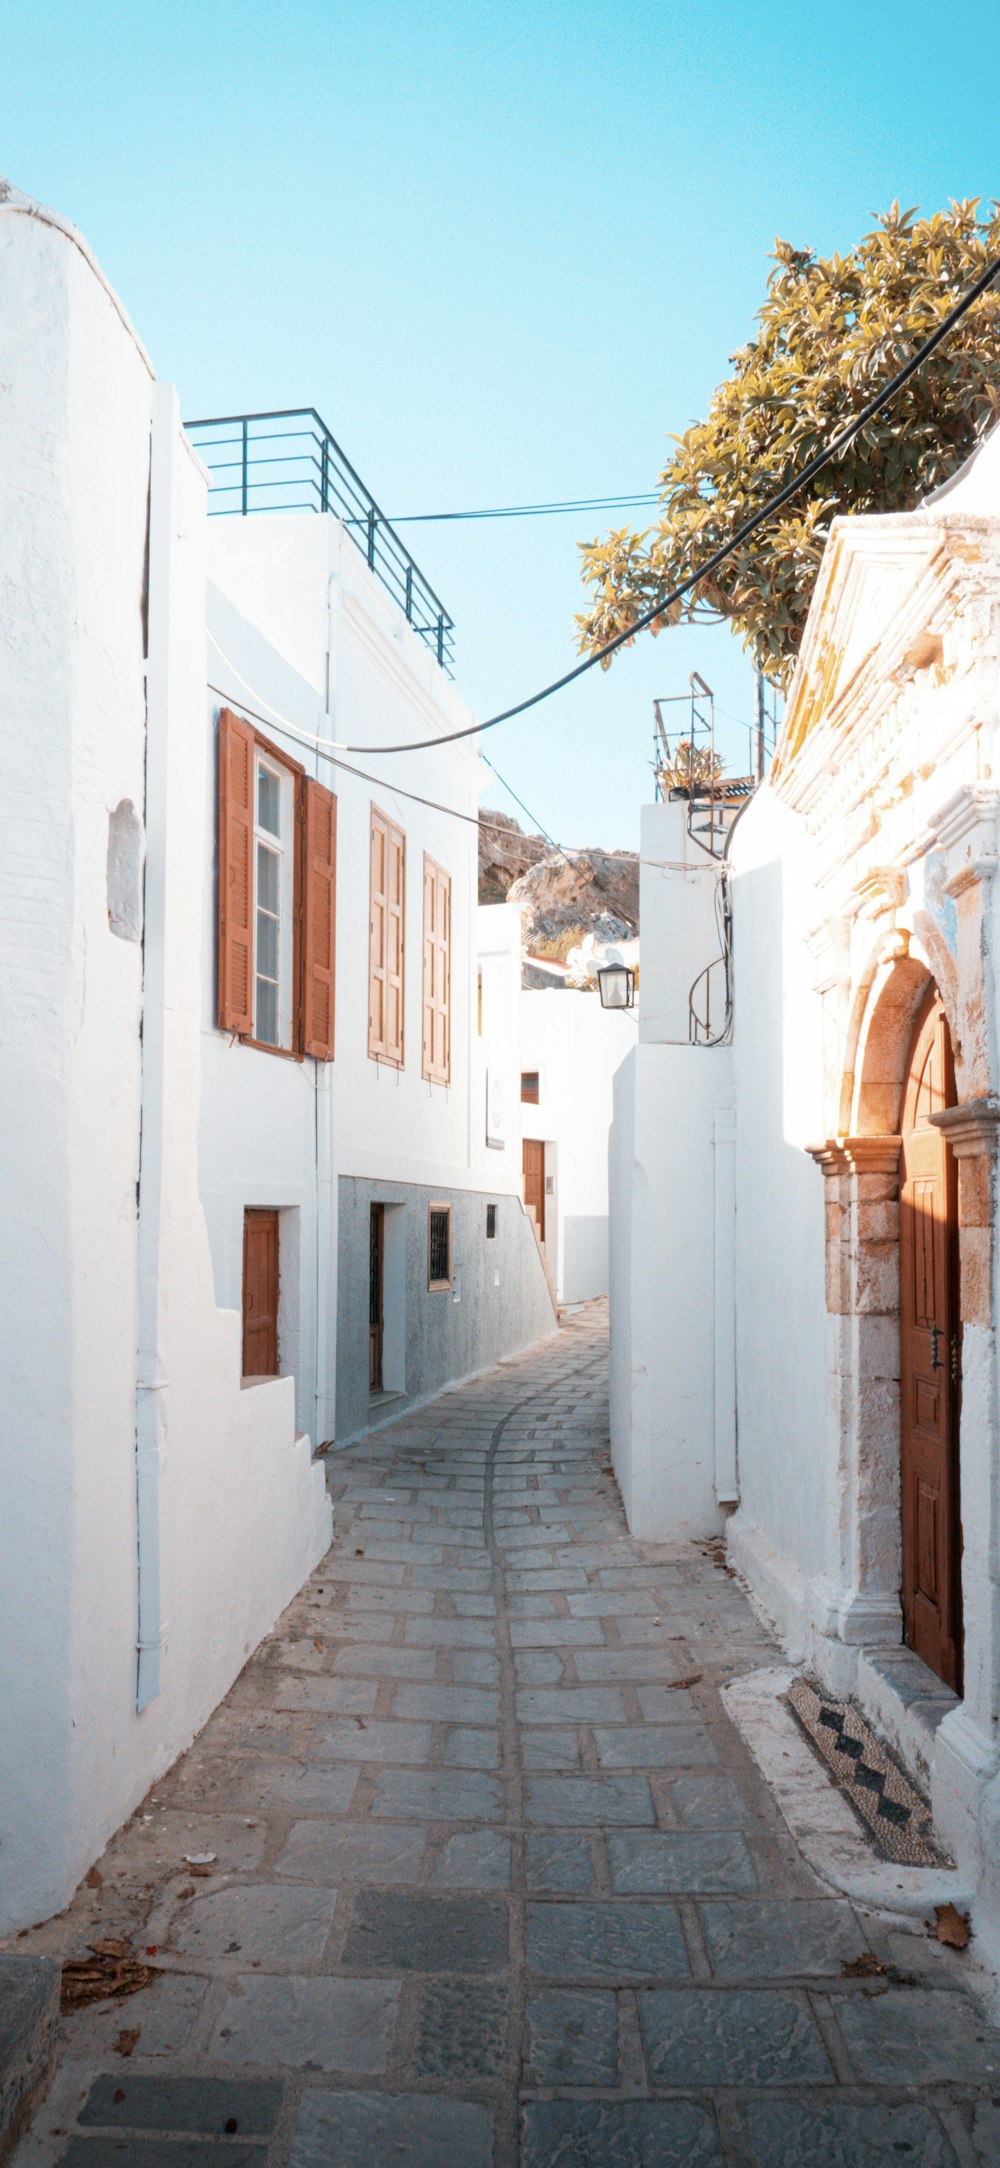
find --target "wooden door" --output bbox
[899,990,962,1689]
[243,1209,279,1377]
[523,1137,545,1244]
[369,1203,384,1392]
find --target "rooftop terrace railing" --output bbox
[184,407,455,674]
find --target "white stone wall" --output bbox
[520,988,637,1303]
[0,198,329,1933]
[607,798,735,1539]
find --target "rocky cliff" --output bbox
[479,811,638,955]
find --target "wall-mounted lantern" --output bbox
[597,963,636,1011]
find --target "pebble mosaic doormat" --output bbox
[786,1676,942,1867]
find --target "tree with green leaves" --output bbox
[577,201,1000,688]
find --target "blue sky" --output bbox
[2,1,997,848]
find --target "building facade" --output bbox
[520,984,638,1305]
[0,184,554,1934]
[610,426,1000,1972]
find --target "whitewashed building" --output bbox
[610,425,1000,1970]
[0,182,554,1935]
[519,982,638,1304]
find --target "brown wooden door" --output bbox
[899,990,962,1690]
[242,1209,279,1377]
[523,1137,545,1244]
[369,1203,384,1392]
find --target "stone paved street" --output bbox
[11,1303,1000,2165]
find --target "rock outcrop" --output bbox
[479,812,638,955]
[478,809,548,903]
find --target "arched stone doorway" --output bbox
[808,950,968,1674]
[898,986,962,1690]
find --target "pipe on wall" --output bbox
[134,384,178,1710]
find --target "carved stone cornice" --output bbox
[805,1139,849,1175]
[849,867,907,920]
[804,1135,902,1177]
[930,1098,1000,1158]
[843,1135,903,1176]
[930,785,1000,897]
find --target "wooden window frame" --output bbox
[427,1202,452,1291]
[217,708,336,1063]
[369,804,406,1067]
[422,854,452,1087]
[242,1206,280,1379]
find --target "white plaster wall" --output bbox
[0,199,150,1926]
[472,903,524,1194]
[638,799,726,1045]
[205,520,485,1200]
[724,787,829,1643]
[0,200,330,1933]
[520,989,637,1302]
[609,1041,733,1540]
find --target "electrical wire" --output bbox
[329,250,1000,757]
[206,660,639,929]
[349,491,661,526]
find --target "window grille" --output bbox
[428,1204,451,1289]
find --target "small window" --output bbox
[254,752,294,1047]
[242,1208,279,1378]
[486,1202,497,1239]
[521,1072,540,1105]
[428,1203,451,1290]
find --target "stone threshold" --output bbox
[723,1666,970,1922]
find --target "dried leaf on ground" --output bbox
[61,1941,156,2013]
[668,1675,703,1691]
[935,1902,971,1949]
[84,1866,103,1889]
[112,2029,141,2057]
[841,1953,886,1978]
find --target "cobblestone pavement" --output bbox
[13,1303,1000,2165]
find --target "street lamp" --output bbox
[597,963,636,1011]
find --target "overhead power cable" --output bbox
[352,491,661,526]
[328,250,1000,758]
[206,646,637,928]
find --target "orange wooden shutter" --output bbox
[369,806,405,1065]
[369,809,387,1057]
[386,821,405,1064]
[422,858,451,1085]
[301,779,337,1059]
[218,708,255,1034]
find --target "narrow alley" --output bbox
[13,1306,1000,2167]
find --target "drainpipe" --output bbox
[313,563,344,1447]
[134,384,177,1710]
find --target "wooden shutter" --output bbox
[300,779,337,1059]
[218,708,255,1034]
[369,806,405,1065]
[422,857,451,1085]
[242,1208,279,1376]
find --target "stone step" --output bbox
[0,1957,60,2165]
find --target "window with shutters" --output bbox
[369,806,406,1065]
[428,1204,451,1290]
[217,707,337,1061]
[422,856,451,1086]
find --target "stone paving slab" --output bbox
[10,1301,1000,2168]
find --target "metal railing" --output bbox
[184,408,455,674]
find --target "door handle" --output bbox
[930,1325,942,1371]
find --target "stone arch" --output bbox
[812,948,962,1658]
